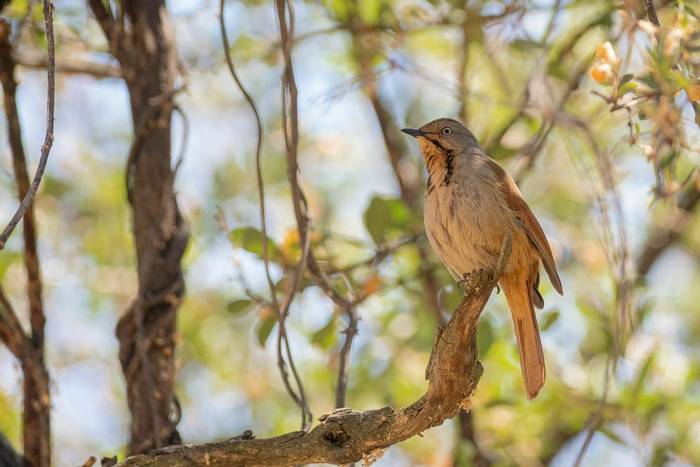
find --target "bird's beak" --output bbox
[401,128,426,138]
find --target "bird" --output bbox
[402,118,563,399]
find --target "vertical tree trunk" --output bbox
[116,0,188,454]
[87,0,188,454]
[0,19,51,467]
[21,360,50,467]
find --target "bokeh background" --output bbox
[1,0,699,465]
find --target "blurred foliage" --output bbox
[0,0,699,466]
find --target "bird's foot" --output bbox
[459,269,491,295]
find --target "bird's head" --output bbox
[401,118,478,155]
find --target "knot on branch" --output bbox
[323,428,349,447]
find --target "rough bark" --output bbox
[115,239,511,466]
[0,18,51,467]
[87,0,188,454]
[20,359,50,467]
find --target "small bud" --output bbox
[590,63,614,84]
[595,41,618,65]
[686,84,700,102]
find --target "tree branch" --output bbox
[0,0,55,251]
[14,49,121,79]
[274,0,315,427]
[0,40,46,355]
[456,6,472,125]
[636,182,700,277]
[484,6,614,155]
[115,236,511,467]
[87,0,116,43]
[0,12,52,467]
[219,0,315,425]
[0,285,28,359]
[643,0,660,26]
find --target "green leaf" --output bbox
[227,299,254,315]
[618,81,638,95]
[311,315,337,350]
[599,426,626,445]
[541,310,560,331]
[229,227,285,264]
[477,318,494,356]
[511,39,540,51]
[256,315,277,347]
[363,196,414,245]
[632,352,655,398]
[620,73,634,85]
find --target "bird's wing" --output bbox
[485,157,563,294]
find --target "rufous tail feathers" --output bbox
[500,272,545,400]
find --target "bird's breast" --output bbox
[423,180,523,279]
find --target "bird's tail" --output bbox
[500,271,545,399]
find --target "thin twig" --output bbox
[279,228,312,320]
[0,14,51,466]
[14,49,121,79]
[335,302,358,408]
[326,235,418,275]
[220,0,312,428]
[484,6,614,154]
[276,224,313,421]
[172,105,189,174]
[643,0,660,26]
[457,12,470,124]
[512,57,590,183]
[0,284,28,358]
[274,0,314,429]
[0,0,55,251]
[0,28,46,351]
[273,0,373,421]
[573,356,612,467]
[559,117,633,467]
[217,0,279,317]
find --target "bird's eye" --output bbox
[442,127,452,136]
